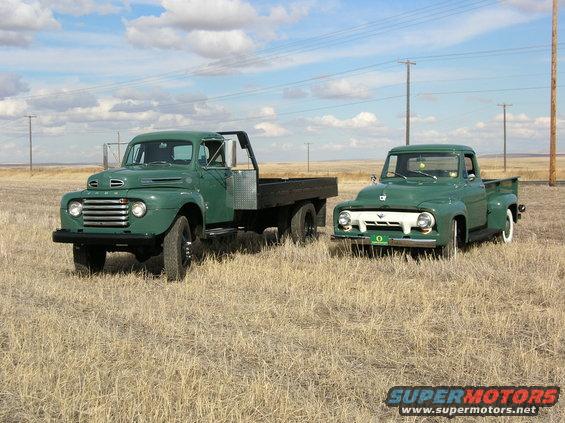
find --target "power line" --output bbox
[8,0,498,102]
[418,85,563,96]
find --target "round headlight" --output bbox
[338,211,351,226]
[417,212,434,229]
[131,201,147,218]
[68,200,82,217]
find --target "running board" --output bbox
[468,228,499,243]
[204,228,238,238]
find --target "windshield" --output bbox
[382,152,460,179]
[124,141,193,166]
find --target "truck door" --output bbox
[461,153,487,229]
[197,139,234,224]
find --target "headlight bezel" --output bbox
[131,201,147,218]
[416,212,435,229]
[68,200,83,218]
[338,211,351,227]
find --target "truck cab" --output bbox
[53,131,337,280]
[332,144,524,257]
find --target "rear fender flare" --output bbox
[487,193,518,230]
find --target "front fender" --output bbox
[487,193,517,230]
[419,200,468,244]
[127,188,205,212]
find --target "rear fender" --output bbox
[487,193,517,230]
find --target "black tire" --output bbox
[73,245,106,274]
[163,216,192,281]
[290,202,317,244]
[438,219,459,259]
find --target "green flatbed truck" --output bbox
[332,144,525,257]
[53,131,337,280]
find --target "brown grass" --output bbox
[0,173,564,421]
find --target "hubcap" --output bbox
[181,231,192,266]
[305,212,316,238]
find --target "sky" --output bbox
[0,0,563,164]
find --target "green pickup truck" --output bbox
[332,144,525,258]
[53,131,337,280]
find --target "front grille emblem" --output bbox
[377,212,385,219]
[379,194,387,201]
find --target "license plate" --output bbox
[370,234,389,245]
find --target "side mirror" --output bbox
[225,139,237,168]
[468,174,476,182]
[370,174,378,184]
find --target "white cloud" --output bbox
[0,73,29,99]
[410,115,437,124]
[312,112,379,129]
[124,0,309,58]
[254,121,288,137]
[311,78,371,100]
[0,98,28,117]
[283,87,308,99]
[186,29,255,58]
[506,0,553,13]
[253,106,276,118]
[0,0,59,46]
[30,90,99,111]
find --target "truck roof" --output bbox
[130,130,223,143]
[389,144,475,154]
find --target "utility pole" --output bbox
[26,114,37,174]
[305,142,313,172]
[399,59,416,145]
[549,0,559,186]
[497,103,512,172]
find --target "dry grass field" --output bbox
[0,165,564,422]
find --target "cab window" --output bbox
[464,154,478,178]
[198,140,226,167]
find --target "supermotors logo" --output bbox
[385,386,560,418]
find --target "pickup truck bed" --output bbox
[484,177,519,201]
[258,177,338,209]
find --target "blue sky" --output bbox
[0,0,562,164]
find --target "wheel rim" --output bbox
[181,228,192,266]
[304,211,316,239]
[502,210,514,242]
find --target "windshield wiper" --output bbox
[413,170,437,180]
[145,161,172,166]
[387,171,407,180]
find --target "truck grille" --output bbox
[82,198,129,227]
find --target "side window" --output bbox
[198,140,226,167]
[172,144,193,164]
[464,154,477,178]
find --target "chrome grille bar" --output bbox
[83,198,129,227]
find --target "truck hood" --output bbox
[354,181,459,209]
[87,166,190,190]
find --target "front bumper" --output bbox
[52,229,157,247]
[331,234,437,248]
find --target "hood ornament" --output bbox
[379,194,387,201]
